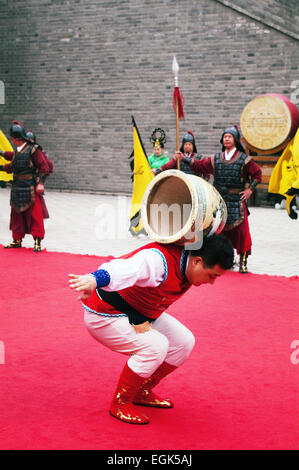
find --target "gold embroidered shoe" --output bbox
[109,363,150,424]
[239,252,249,273]
[4,239,22,248]
[33,237,42,252]
[134,389,174,408]
[134,361,177,408]
[109,400,150,424]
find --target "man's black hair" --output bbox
[189,234,234,270]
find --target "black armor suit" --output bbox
[214,151,249,230]
[10,144,36,213]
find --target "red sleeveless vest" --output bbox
[83,242,191,320]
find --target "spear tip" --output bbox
[172,55,179,73]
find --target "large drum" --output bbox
[240,93,299,151]
[141,170,227,248]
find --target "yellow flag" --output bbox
[0,129,13,182]
[129,117,154,235]
[269,127,299,216]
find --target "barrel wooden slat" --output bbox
[141,170,227,245]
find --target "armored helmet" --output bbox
[9,120,27,140]
[26,130,36,143]
[180,130,197,153]
[220,124,244,152]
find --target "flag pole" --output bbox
[175,100,180,154]
[172,56,184,170]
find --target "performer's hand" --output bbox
[239,188,252,201]
[36,183,44,194]
[133,321,153,334]
[68,273,97,300]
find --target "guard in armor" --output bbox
[0,121,53,252]
[154,130,209,179]
[174,125,262,273]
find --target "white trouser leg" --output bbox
[84,310,195,377]
[152,312,195,367]
[84,310,169,378]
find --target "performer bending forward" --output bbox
[69,234,234,425]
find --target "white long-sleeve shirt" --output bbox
[99,249,166,291]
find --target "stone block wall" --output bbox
[0,0,298,202]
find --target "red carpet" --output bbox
[0,246,298,450]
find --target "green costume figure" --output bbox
[148,128,169,169]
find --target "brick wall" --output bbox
[0,0,298,198]
[215,0,299,39]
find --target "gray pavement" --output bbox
[0,186,298,277]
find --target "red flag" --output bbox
[173,86,185,119]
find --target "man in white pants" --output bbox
[69,234,234,425]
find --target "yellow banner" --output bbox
[0,129,13,182]
[129,124,153,234]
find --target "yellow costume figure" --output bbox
[129,117,153,235]
[0,130,13,184]
[269,127,299,219]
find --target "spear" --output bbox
[172,55,185,169]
